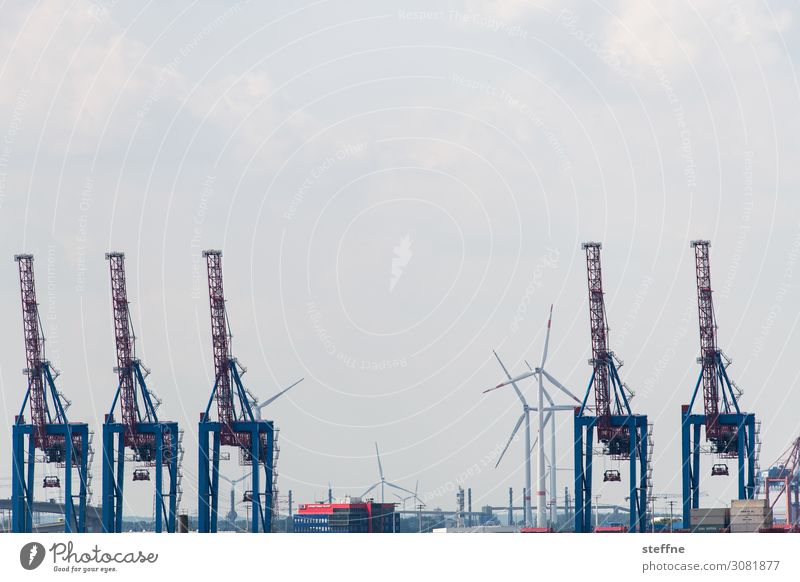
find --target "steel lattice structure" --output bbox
[574,243,649,533]
[101,252,180,533]
[764,437,800,530]
[584,243,617,444]
[198,250,274,533]
[681,240,756,529]
[205,250,243,445]
[18,255,50,447]
[12,254,89,533]
[108,253,146,447]
[692,241,736,443]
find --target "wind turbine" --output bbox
[362,442,417,503]
[485,306,580,528]
[219,471,252,527]
[251,377,305,420]
[393,480,424,511]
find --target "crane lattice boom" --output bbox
[15,254,50,448]
[106,252,155,451]
[690,241,732,442]
[583,243,613,441]
[203,250,239,445]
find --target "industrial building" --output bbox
[293,498,399,533]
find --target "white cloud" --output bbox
[0,2,161,153]
[603,0,794,73]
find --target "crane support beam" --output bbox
[574,412,648,533]
[11,254,89,533]
[680,409,756,528]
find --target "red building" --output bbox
[294,498,399,533]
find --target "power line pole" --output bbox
[668,501,675,533]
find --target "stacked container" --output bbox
[730,499,772,533]
[690,508,729,532]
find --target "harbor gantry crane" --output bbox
[574,243,649,533]
[763,437,799,530]
[102,252,181,533]
[681,241,756,529]
[11,254,91,533]
[198,250,302,533]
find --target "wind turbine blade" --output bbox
[490,351,526,404]
[233,471,253,486]
[541,369,581,403]
[361,482,379,498]
[385,482,416,496]
[495,413,525,468]
[528,435,541,457]
[505,370,537,384]
[375,442,385,480]
[258,377,305,410]
[541,304,553,368]
[484,369,536,395]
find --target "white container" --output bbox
[731,499,768,508]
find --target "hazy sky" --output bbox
[1,0,799,521]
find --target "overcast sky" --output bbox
[1,0,799,522]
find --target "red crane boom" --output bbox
[690,241,730,441]
[583,243,613,442]
[203,250,237,445]
[15,254,49,448]
[106,252,152,450]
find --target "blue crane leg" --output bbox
[746,416,756,499]
[628,419,637,532]
[573,419,584,532]
[169,427,178,532]
[251,430,260,533]
[198,424,210,533]
[26,432,35,532]
[155,430,163,533]
[64,431,73,532]
[639,419,648,532]
[115,433,125,533]
[211,430,220,533]
[78,426,87,532]
[11,425,25,532]
[583,421,594,532]
[265,426,274,532]
[691,423,700,510]
[737,424,746,500]
[681,412,691,529]
[102,426,112,531]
